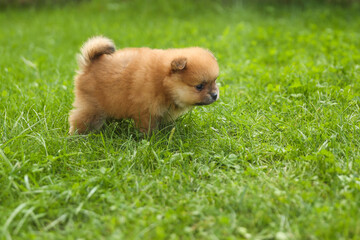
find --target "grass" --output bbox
[1,0,360,239]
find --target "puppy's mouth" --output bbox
[195,100,215,106]
[195,102,210,106]
[194,92,219,106]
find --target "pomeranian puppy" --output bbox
[69,36,219,134]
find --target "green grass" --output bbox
[1,1,360,239]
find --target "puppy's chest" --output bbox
[162,105,191,122]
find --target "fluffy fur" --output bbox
[69,36,219,134]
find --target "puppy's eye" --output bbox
[195,84,204,91]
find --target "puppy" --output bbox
[69,36,219,134]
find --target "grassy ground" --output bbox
[1,1,360,239]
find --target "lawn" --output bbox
[1,0,360,239]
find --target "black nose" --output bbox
[210,93,218,100]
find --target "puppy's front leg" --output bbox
[133,113,159,134]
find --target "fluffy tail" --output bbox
[77,36,116,69]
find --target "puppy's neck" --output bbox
[172,100,185,110]
[162,103,191,123]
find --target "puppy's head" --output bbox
[165,47,219,108]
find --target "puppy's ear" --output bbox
[171,57,187,72]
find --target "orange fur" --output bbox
[69,36,219,134]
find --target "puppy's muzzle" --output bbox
[210,92,218,101]
[196,91,219,106]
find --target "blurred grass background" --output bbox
[1,0,359,8]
